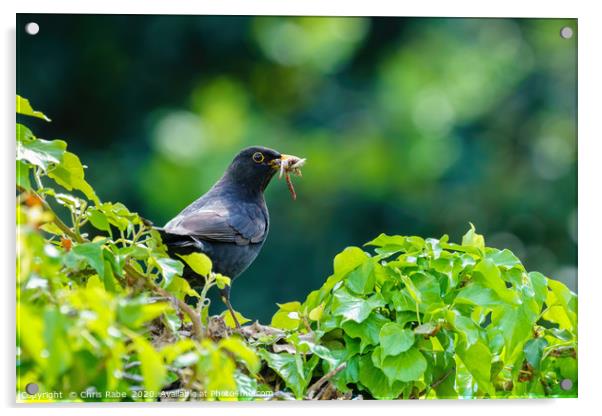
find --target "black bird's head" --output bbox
[221,146,302,195]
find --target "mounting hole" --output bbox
[560,378,573,391]
[560,26,573,39]
[25,382,39,395]
[25,22,39,35]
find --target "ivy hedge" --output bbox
[16,96,577,401]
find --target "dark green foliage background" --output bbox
[16,15,577,321]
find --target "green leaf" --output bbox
[153,257,184,288]
[178,252,212,276]
[456,340,495,396]
[48,152,99,204]
[364,234,425,255]
[461,223,485,252]
[472,258,518,304]
[342,312,389,352]
[16,160,32,190]
[16,125,67,172]
[527,271,548,306]
[258,350,312,399]
[165,275,200,300]
[87,208,111,232]
[17,304,45,366]
[446,310,480,347]
[332,288,385,323]
[345,260,375,295]
[373,346,427,382]
[358,353,406,399]
[66,240,105,276]
[523,338,548,370]
[43,308,72,384]
[131,334,166,396]
[215,273,231,289]
[542,279,577,331]
[221,310,251,329]
[17,95,51,121]
[485,248,522,269]
[271,302,302,330]
[455,282,503,308]
[102,259,120,293]
[493,301,539,363]
[308,303,324,321]
[234,370,259,401]
[118,298,169,328]
[379,323,415,356]
[333,246,369,278]
[219,337,261,374]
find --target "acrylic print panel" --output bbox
[16,14,577,402]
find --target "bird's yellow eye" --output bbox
[252,152,264,163]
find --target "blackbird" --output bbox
[157,146,304,328]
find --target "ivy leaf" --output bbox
[221,310,251,329]
[215,273,231,289]
[17,125,66,172]
[332,288,385,323]
[472,258,518,304]
[461,223,485,252]
[178,252,212,277]
[345,260,375,295]
[342,312,389,352]
[379,323,415,356]
[333,246,369,278]
[485,248,522,269]
[87,208,112,233]
[373,346,427,382]
[493,302,539,363]
[542,279,577,331]
[17,95,51,121]
[456,340,495,396]
[16,160,32,190]
[358,353,406,399]
[455,282,504,308]
[523,338,548,370]
[66,240,105,276]
[153,257,184,288]
[219,337,261,374]
[117,298,169,328]
[131,334,166,396]
[271,302,302,330]
[308,303,325,321]
[43,309,72,385]
[48,152,100,205]
[446,310,481,347]
[258,350,312,399]
[527,271,548,306]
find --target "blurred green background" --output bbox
[16,15,577,322]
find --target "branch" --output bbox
[18,186,84,243]
[123,263,203,341]
[306,362,347,400]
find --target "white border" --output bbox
[2,1,600,416]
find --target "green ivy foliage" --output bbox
[265,227,577,399]
[16,96,577,401]
[17,96,259,402]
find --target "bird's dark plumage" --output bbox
[157,146,298,326]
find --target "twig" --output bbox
[421,367,454,398]
[124,263,203,341]
[306,362,347,400]
[18,186,84,243]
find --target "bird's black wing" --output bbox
[164,201,267,245]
